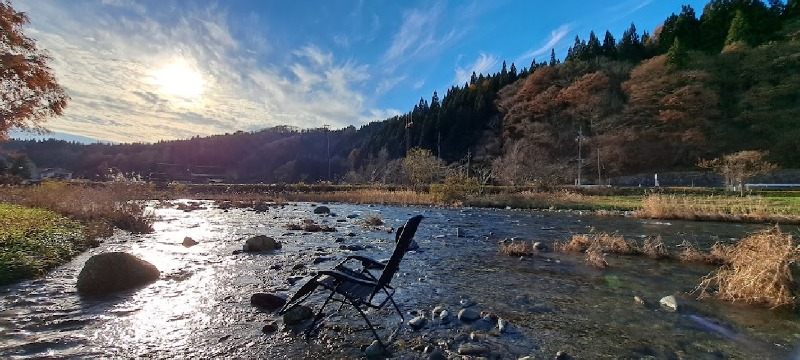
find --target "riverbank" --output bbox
[0,203,87,285]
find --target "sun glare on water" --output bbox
[149,59,206,102]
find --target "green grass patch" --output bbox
[0,203,87,286]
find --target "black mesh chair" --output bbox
[279,215,423,347]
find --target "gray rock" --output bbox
[408,315,427,330]
[313,256,331,264]
[346,244,365,251]
[245,235,281,252]
[77,252,160,294]
[261,321,279,333]
[532,242,547,251]
[659,295,679,312]
[457,308,481,322]
[282,305,313,325]
[313,206,331,214]
[439,309,450,322]
[432,305,447,316]
[428,349,447,360]
[250,293,287,311]
[459,299,476,308]
[498,318,509,333]
[346,214,359,219]
[364,340,385,357]
[457,343,488,356]
[182,237,198,247]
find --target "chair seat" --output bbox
[317,269,377,302]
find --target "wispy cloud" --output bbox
[608,0,654,20]
[454,53,499,85]
[517,24,572,64]
[15,1,388,143]
[382,3,462,71]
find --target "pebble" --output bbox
[659,295,679,312]
[364,340,385,357]
[428,349,447,360]
[457,343,488,355]
[458,308,481,322]
[261,321,279,333]
[408,316,427,331]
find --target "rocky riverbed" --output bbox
[1,200,798,359]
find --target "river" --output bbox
[1,200,798,359]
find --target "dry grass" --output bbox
[695,227,800,308]
[554,232,635,255]
[554,234,592,253]
[0,181,154,237]
[499,241,535,256]
[640,236,670,259]
[585,241,609,269]
[636,194,800,224]
[280,189,442,206]
[679,240,727,265]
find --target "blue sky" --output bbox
[15,0,707,144]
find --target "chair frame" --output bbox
[279,215,423,348]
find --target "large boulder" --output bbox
[77,252,160,294]
[245,235,281,252]
[313,206,331,214]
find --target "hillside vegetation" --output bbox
[3,0,799,186]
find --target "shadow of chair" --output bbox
[278,215,424,347]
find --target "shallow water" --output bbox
[1,201,798,359]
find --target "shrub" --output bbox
[695,227,799,308]
[499,241,534,256]
[640,236,670,259]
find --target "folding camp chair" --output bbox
[279,215,423,347]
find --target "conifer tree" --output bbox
[549,48,557,66]
[666,37,688,69]
[725,9,750,46]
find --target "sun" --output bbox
[149,59,206,101]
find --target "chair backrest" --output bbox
[371,215,423,298]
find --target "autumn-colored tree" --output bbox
[698,151,777,195]
[402,147,443,190]
[0,1,68,140]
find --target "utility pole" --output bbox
[405,112,413,156]
[577,126,582,186]
[323,124,330,181]
[597,147,601,185]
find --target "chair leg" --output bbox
[388,295,404,321]
[305,291,336,340]
[340,293,386,350]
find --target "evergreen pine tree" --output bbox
[602,30,616,58]
[725,9,750,46]
[587,31,602,58]
[666,37,688,69]
[549,48,557,66]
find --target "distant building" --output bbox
[38,167,73,180]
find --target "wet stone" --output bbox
[428,349,447,360]
[408,316,427,331]
[364,340,385,358]
[458,308,481,322]
[659,295,679,312]
[457,343,488,356]
[313,206,330,214]
[261,321,279,333]
[250,293,286,311]
[282,305,312,325]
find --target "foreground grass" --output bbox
[0,203,87,285]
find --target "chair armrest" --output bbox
[318,270,379,287]
[337,255,387,270]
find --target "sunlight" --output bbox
[148,59,206,102]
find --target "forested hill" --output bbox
[3,0,800,185]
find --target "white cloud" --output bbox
[517,24,572,63]
[382,3,462,71]
[413,80,425,90]
[15,1,389,143]
[454,53,499,85]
